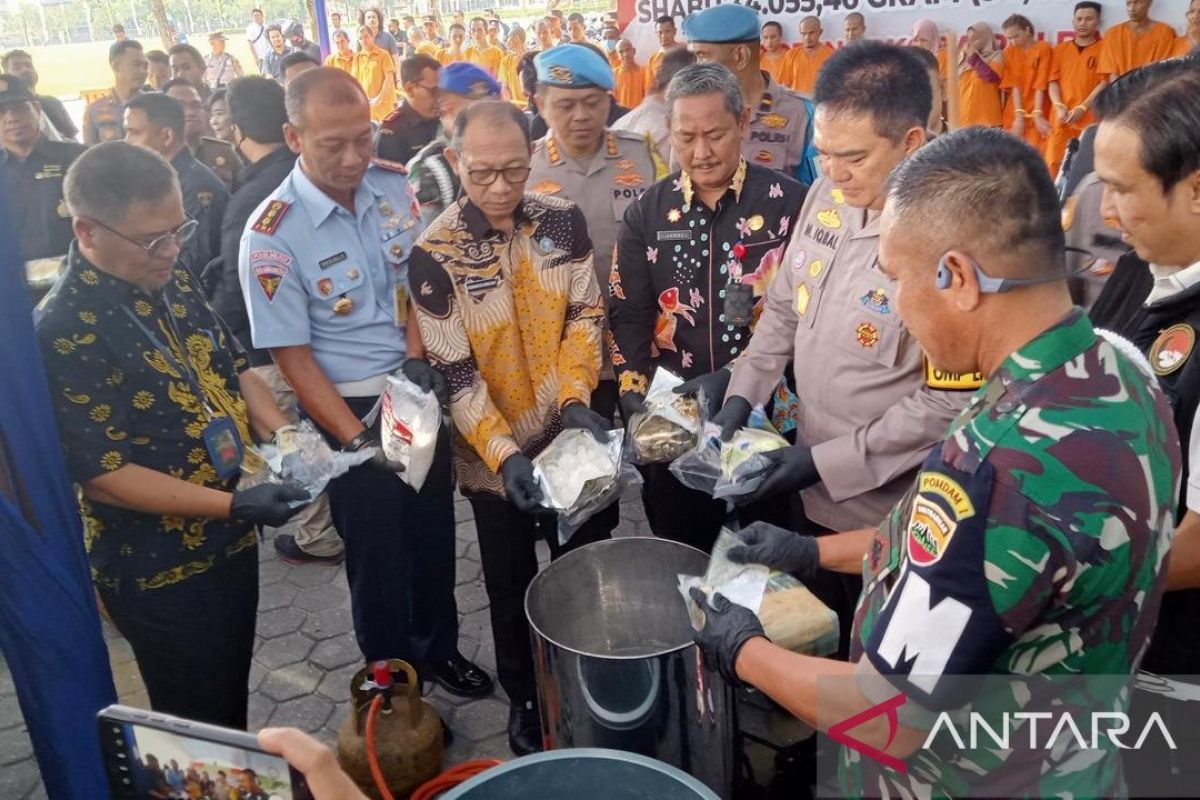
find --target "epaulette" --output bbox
[251,199,290,235]
[371,157,409,174]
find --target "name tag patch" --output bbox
[657,230,691,242]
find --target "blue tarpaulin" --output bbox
[0,185,117,797]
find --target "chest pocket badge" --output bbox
[311,263,365,301]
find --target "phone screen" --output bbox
[103,718,302,800]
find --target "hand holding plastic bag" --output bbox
[627,368,705,464]
[667,407,788,499]
[240,420,374,505]
[532,428,641,545]
[375,368,442,491]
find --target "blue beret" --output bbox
[534,44,614,91]
[682,4,761,43]
[439,62,501,97]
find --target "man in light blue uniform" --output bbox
[239,67,492,700]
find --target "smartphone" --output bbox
[97,704,312,800]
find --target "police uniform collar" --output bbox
[678,156,747,208]
[756,71,777,115]
[543,130,618,166]
[290,159,369,226]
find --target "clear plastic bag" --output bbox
[668,422,723,495]
[668,407,788,499]
[375,370,442,491]
[679,528,839,657]
[533,429,641,546]
[627,368,705,464]
[239,419,374,505]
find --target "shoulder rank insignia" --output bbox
[371,157,409,174]
[761,113,789,130]
[251,200,290,235]
[924,357,984,392]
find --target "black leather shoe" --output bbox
[507,701,543,757]
[425,652,494,698]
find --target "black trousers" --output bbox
[467,491,616,707]
[320,396,459,665]
[99,547,258,729]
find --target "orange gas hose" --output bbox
[410,759,504,800]
[365,695,395,800]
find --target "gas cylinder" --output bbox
[337,659,444,799]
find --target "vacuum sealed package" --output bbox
[377,371,441,491]
[668,407,788,499]
[627,368,704,464]
[679,528,838,657]
[239,420,374,505]
[533,429,640,545]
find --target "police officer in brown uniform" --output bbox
[529,44,666,423]
[682,4,819,186]
[712,42,971,654]
[83,40,148,145]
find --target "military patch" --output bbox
[907,495,956,566]
[795,284,810,316]
[859,288,891,315]
[918,472,976,519]
[792,249,808,273]
[616,159,635,170]
[251,200,290,234]
[254,262,288,302]
[1150,324,1196,376]
[809,259,824,278]
[924,358,985,391]
[317,277,333,296]
[761,113,789,130]
[615,174,645,188]
[319,252,348,270]
[831,188,846,204]
[855,322,879,348]
[532,180,563,194]
[333,297,353,314]
[754,150,775,164]
[817,208,842,229]
[548,65,573,83]
[197,191,214,209]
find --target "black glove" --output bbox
[727,521,820,581]
[619,392,647,424]
[711,396,752,442]
[230,482,312,527]
[344,430,407,474]
[401,358,449,406]
[689,587,766,685]
[501,453,544,513]
[739,445,818,505]
[561,401,612,443]
[674,368,732,418]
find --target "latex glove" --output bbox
[711,396,752,443]
[674,368,732,418]
[727,521,820,581]
[501,453,544,512]
[230,482,311,527]
[619,392,647,423]
[739,445,819,504]
[401,357,449,405]
[689,587,766,685]
[561,401,612,443]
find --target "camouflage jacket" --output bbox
[842,309,1180,798]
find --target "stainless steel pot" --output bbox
[525,537,735,799]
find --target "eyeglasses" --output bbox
[467,166,532,186]
[414,82,440,95]
[90,217,199,258]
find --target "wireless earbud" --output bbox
[935,258,953,290]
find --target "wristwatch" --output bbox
[343,429,374,452]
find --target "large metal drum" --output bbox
[525,538,735,799]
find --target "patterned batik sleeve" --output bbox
[556,205,605,409]
[410,243,521,473]
[862,461,1065,711]
[607,197,656,399]
[37,327,132,485]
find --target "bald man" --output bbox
[1098,0,1178,78]
[783,16,834,94]
[844,12,866,42]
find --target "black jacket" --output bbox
[211,145,297,366]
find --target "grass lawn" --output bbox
[21,33,259,99]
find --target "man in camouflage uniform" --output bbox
[690,129,1180,798]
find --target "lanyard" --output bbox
[121,297,216,417]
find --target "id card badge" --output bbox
[202,416,245,481]
[394,283,409,327]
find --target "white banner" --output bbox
[617,0,1191,62]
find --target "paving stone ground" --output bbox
[0,491,662,796]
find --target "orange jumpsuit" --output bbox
[958,53,1005,128]
[1098,21,1178,77]
[1001,40,1052,150]
[499,50,528,105]
[644,48,666,92]
[613,64,646,109]
[1172,36,1199,56]
[354,48,397,122]
[325,50,355,74]
[761,47,791,83]
[782,44,833,95]
[1044,37,1104,176]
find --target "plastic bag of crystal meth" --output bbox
[679,528,839,656]
[627,367,705,464]
[375,371,442,491]
[239,420,373,506]
[533,428,639,545]
[711,421,789,500]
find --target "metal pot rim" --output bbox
[524,536,709,660]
